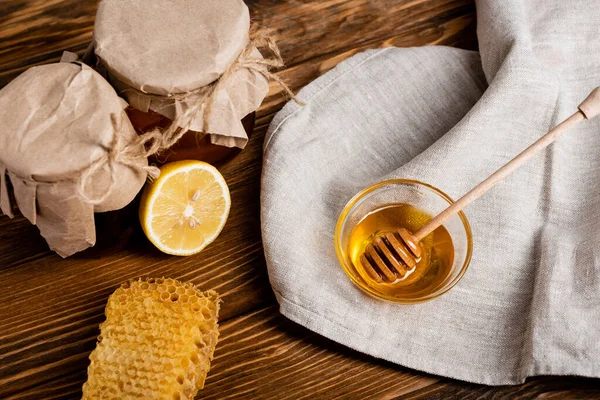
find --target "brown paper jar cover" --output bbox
[92,0,270,162]
[0,62,148,257]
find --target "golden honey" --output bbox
[348,203,454,299]
[126,107,255,166]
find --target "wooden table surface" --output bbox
[1,1,600,399]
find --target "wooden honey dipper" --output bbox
[360,88,600,283]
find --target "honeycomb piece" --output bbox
[82,278,221,400]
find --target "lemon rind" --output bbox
[141,161,231,256]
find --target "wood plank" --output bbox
[249,0,477,65]
[2,306,441,399]
[0,0,97,85]
[404,376,600,400]
[6,305,600,399]
[0,217,52,267]
[0,0,477,85]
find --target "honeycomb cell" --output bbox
[82,277,221,400]
[201,308,212,320]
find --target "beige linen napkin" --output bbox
[261,0,600,384]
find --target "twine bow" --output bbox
[77,114,161,205]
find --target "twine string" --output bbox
[77,114,160,205]
[78,29,302,205]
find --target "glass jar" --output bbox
[93,0,269,166]
[126,107,256,166]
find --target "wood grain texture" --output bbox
[0,0,598,399]
[6,306,600,400]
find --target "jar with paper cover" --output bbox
[92,0,293,166]
[0,60,153,257]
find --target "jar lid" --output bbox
[93,0,251,96]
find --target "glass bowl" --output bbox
[334,179,472,303]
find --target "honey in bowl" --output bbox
[348,203,454,299]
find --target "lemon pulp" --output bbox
[139,161,231,256]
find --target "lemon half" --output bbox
[139,161,231,256]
